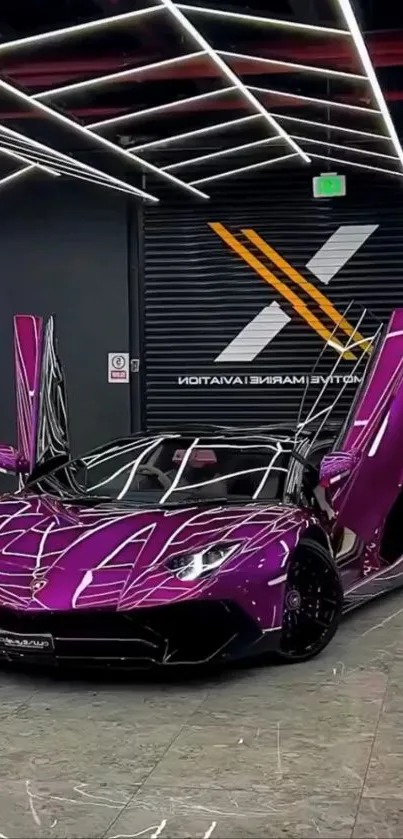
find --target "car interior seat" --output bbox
[167,448,228,498]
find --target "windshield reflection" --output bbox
[27,433,296,506]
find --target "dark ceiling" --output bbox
[0,0,401,200]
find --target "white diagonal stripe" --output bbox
[214,302,290,363]
[306,224,378,284]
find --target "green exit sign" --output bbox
[313,172,346,198]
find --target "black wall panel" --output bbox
[0,165,402,452]
[0,176,132,454]
[143,169,403,430]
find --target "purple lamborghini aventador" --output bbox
[0,308,402,668]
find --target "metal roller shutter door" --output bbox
[143,170,403,431]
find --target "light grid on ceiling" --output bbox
[0,0,400,197]
[0,120,159,198]
[0,0,308,196]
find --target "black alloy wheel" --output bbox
[278,538,343,661]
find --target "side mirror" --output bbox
[319,450,360,488]
[0,445,29,475]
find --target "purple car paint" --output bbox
[0,496,308,622]
[0,445,28,475]
[14,314,43,472]
[0,310,401,667]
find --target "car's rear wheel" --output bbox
[277,538,343,662]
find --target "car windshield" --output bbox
[28,433,295,506]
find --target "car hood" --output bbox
[0,496,309,611]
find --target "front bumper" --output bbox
[0,601,280,668]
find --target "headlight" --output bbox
[167,542,241,581]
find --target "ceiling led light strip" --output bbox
[129,114,262,152]
[0,144,158,196]
[0,139,141,191]
[0,78,209,200]
[164,136,281,171]
[0,122,158,201]
[0,146,59,177]
[335,0,403,169]
[35,52,206,101]
[189,152,299,185]
[157,0,309,163]
[0,6,161,54]
[0,131,117,167]
[291,134,399,161]
[275,113,390,142]
[0,140,85,169]
[89,87,237,131]
[0,153,140,196]
[249,85,380,115]
[0,157,138,196]
[310,152,403,178]
[0,144,150,198]
[176,4,349,35]
[219,50,366,81]
[0,129,157,199]
[0,166,36,189]
[0,135,77,163]
[40,169,143,196]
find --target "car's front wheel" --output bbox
[277,538,343,662]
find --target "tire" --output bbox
[277,537,343,662]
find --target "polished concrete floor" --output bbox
[1,594,403,838]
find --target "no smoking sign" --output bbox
[108,352,130,383]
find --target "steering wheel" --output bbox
[135,464,173,490]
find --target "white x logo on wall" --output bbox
[214,224,378,363]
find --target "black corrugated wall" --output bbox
[143,169,403,430]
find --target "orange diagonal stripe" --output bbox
[209,222,356,360]
[242,228,371,354]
